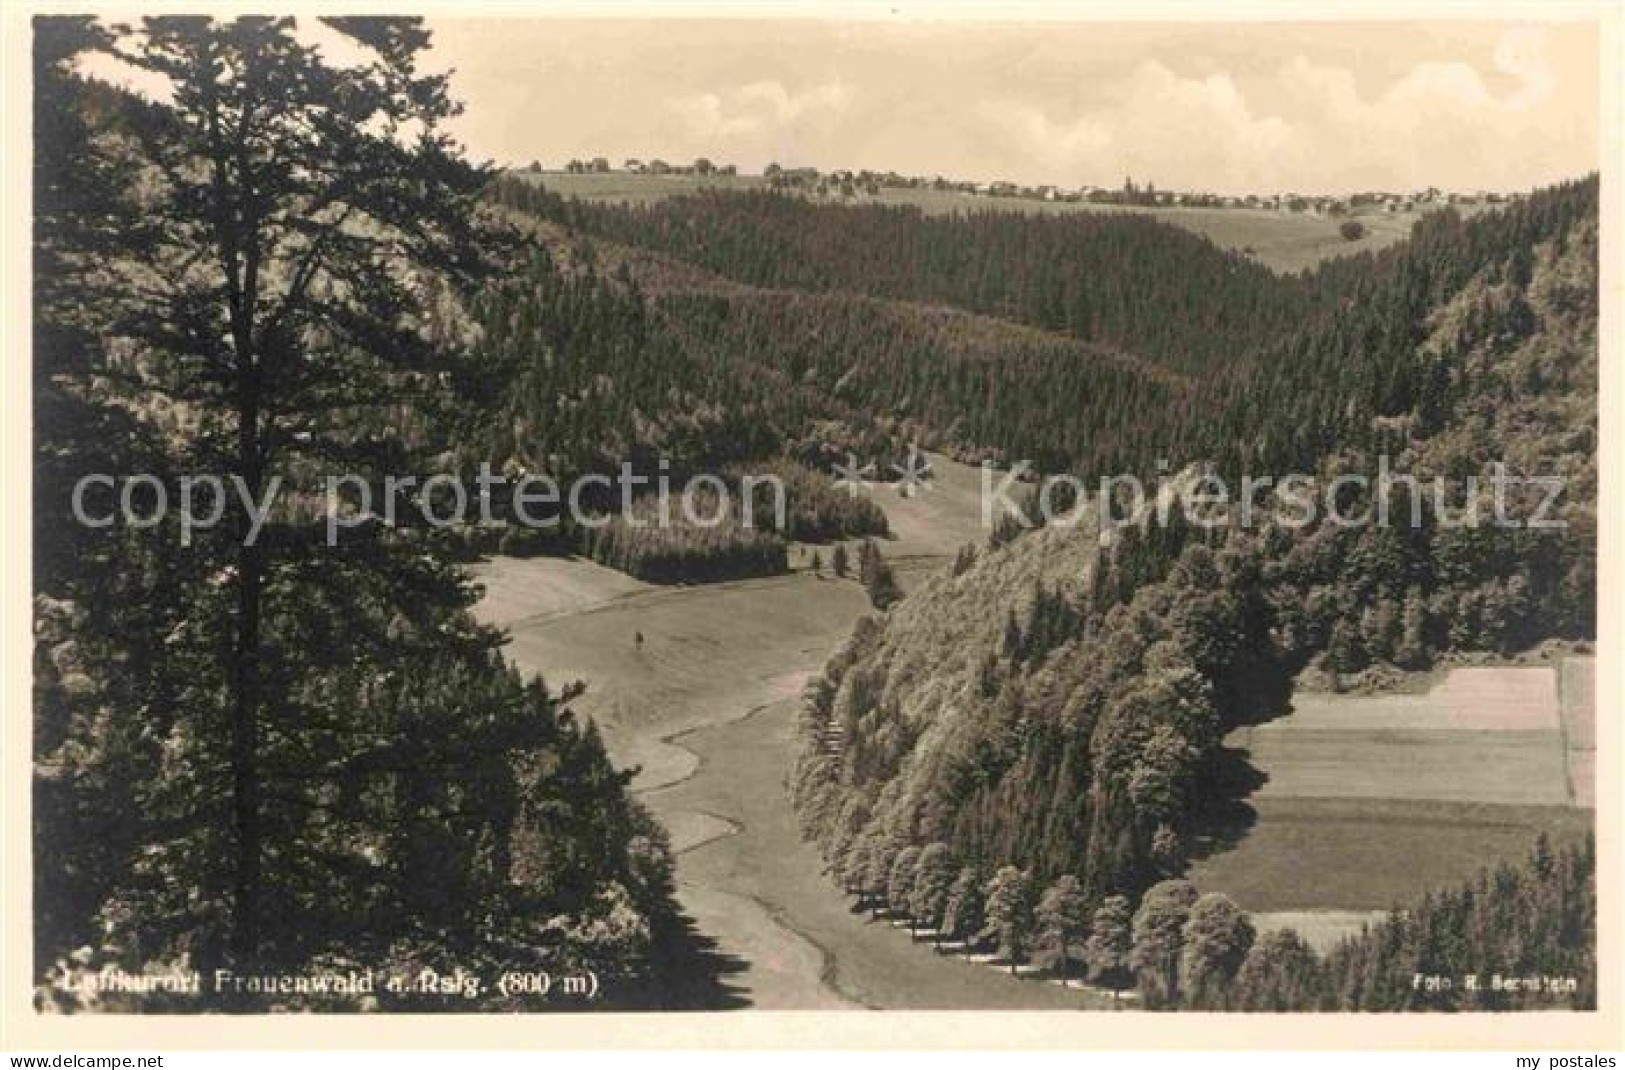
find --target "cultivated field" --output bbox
[522,169,1431,274]
[1191,796,1591,913]
[1190,661,1595,944]
[1231,729,1569,806]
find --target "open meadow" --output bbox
[466,456,1100,1008]
[788,451,993,593]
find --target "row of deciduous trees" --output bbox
[816,834,1594,1012]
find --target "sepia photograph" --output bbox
[3,0,1620,1054]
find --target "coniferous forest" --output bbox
[33,17,683,1011]
[29,13,1598,1018]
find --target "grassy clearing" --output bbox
[860,453,990,561]
[468,455,988,790]
[465,553,648,628]
[1187,796,1592,913]
[1249,911,1387,956]
[487,572,866,791]
[783,453,991,594]
[473,566,871,1008]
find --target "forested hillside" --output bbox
[1206,179,1599,478]
[788,177,1597,1005]
[656,290,1187,472]
[497,180,1326,377]
[490,175,1197,475]
[493,175,1594,493]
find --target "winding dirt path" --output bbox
[473,558,870,1007]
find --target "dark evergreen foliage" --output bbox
[32,17,678,1011]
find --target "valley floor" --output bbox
[469,453,1595,1007]
[470,456,1109,1008]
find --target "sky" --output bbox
[74,14,1602,196]
[415,16,1600,195]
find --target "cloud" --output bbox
[670,80,852,139]
[976,27,1584,193]
[978,61,1293,190]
